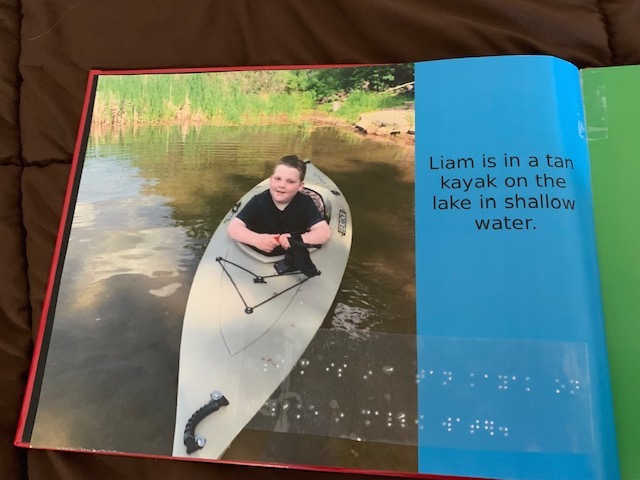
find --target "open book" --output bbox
[15,55,639,480]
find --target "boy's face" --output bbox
[269,164,304,207]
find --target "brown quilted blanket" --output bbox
[1,1,639,479]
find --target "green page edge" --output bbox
[583,64,640,480]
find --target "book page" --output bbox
[583,64,640,480]
[16,65,419,473]
[415,56,619,480]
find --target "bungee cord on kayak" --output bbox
[216,239,320,314]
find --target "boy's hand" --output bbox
[254,233,281,253]
[278,233,292,250]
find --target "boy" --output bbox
[227,155,331,256]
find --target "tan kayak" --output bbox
[172,161,352,459]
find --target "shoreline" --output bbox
[90,109,416,149]
[308,111,415,149]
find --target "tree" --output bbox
[289,64,415,100]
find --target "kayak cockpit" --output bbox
[234,185,329,264]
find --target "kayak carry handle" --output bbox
[183,391,230,454]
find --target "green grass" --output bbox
[332,91,413,122]
[92,71,413,126]
[94,72,315,125]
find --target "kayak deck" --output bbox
[172,163,352,459]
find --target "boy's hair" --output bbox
[275,155,306,181]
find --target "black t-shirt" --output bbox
[236,189,323,235]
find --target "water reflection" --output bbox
[331,302,375,339]
[30,123,416,467]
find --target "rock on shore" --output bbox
[355,107,415,142]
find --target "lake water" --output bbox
[30,123,417,470]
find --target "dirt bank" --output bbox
[310,106,415,148]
